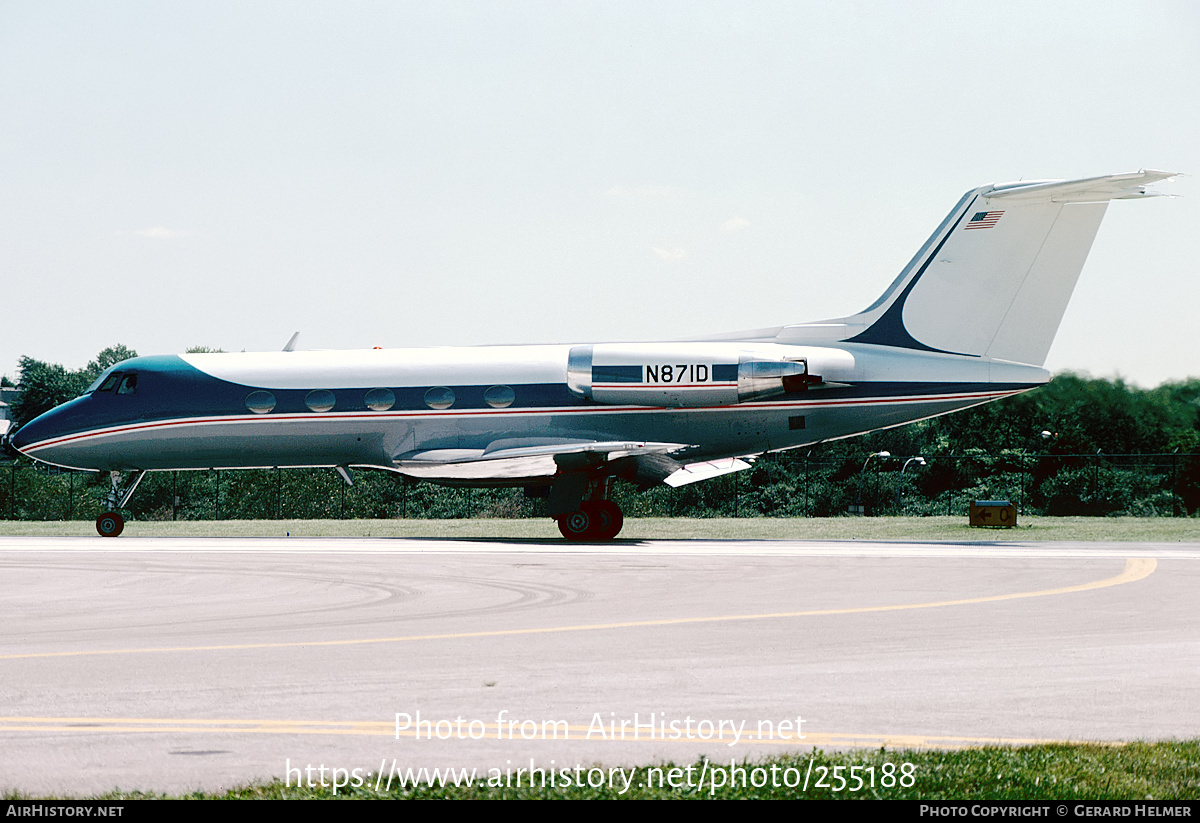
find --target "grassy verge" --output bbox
[0,516,1196,541]
[13,743,1193,800]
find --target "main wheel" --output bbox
[555,501,624,542]
[556,507,593,541]
[588,500,624,540]
[96,511,124,537]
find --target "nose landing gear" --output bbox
[95,470,145,537]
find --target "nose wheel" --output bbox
[96,511,125,537]
[556,500,624,541]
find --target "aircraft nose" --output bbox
[10,413,51,455]
[7,393,118,471]
[9,402,79,461]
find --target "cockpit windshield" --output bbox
[84,369,127,395]
[85,369,116,395]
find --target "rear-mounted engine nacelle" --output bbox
[737,358,812,402]
[567,344,822,407]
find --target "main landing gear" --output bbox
[555,499,624,542]
[95,470,145,538]
[548,472,625,542]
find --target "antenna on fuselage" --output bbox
[282,332,300,352]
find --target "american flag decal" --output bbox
[964,210,1004,230]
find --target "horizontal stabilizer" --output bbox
[983,170,1178,203]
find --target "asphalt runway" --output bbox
[1,534,1198,796]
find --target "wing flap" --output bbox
[664,457,753,487]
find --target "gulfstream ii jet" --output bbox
[10,170,1176,539]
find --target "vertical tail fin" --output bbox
[780,170,1177,365]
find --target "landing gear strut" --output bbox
[96,470,145,537]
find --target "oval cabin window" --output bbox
[245,391,276,414]
[424,387,455,410]
[484,385,515,408]
[305,389,336,413]
[365,388,395,411]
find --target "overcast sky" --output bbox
[3,1,1197,387]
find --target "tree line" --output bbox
[4,346,1199,520]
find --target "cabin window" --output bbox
[424,387,455,410]
[484,385,515,408]
[365,388,395,411]
[245,390,276,414]
[305,389,336,413]
[116,373,138,395]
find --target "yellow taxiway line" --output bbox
[0,558,1155,661]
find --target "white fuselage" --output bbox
[13,341,1046,482]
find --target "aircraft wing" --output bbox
[391,439,694,481]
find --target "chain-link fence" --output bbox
[3,452,1197,522]
[0,463,554,522]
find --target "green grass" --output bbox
[0,515,1197,541]
[12,743,1194,800]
